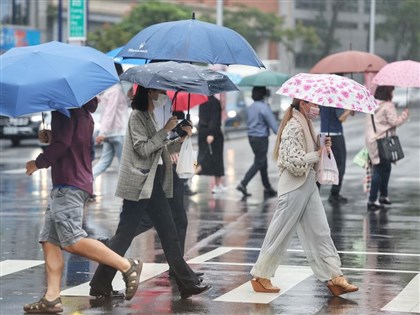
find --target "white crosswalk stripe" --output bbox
[1,247,419,313]
[61,263,169,296]
[215,265,313,304]
[381,274,420,313]
[0,259,44,277]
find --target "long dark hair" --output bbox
[131,85,149,111]
[273,98,302,161]
[374,85,394,101]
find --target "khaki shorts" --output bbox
[39,187,88,248]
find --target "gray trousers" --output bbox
[250,170,342,282]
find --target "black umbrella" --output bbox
[120,61,238,119]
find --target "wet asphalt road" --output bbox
[0,105,419,315]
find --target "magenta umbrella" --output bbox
[372,60,420,88]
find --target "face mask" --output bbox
[307,106,320,120]
[153,94,169,109]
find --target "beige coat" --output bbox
[115,110,181,201]
[365,101,408,165]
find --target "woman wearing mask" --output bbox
[250,99,358,296]
[89,86,210,299]
[365,85,409,211]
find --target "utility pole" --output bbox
[369,0,376,53]
[216,0,223,26]
[58,0,62,42]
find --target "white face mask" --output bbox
[307,106,320,120]
[153,94,170,109]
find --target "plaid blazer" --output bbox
[115,109,181,201]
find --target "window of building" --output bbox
[1,0,30,25]
[295,52,321,68]
[336,21,358,29]
[364,0,389,14]
[336,1,358,13]
[295,0,326,11]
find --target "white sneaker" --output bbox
[212,186,221,194]
[218,185,228,192]
[212,185,227,194]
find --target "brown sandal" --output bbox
[23,296,63,314]
[327,276,358,296]
[251,278,280,293]
[122,258,143,301]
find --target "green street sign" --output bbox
[68,0,86,40]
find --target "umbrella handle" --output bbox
[171,90,180,111]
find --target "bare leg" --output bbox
[64,238,130,273]
[215,176,223,186]
[42,242,64,305]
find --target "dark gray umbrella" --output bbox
[119,61,238,96]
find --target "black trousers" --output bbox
[89,166,198,292]
[330,135,346,196]
[242,136,272,190]
[134,165,188,254]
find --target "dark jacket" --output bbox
[35,101,96,195]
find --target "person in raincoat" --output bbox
[250,98,358,297]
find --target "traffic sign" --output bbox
[68,0,86,40]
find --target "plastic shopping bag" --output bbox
[353,147,369,168]
[317,148,339,185]
[176,137,197,179]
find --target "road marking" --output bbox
[0,260,44,277]
[215,265,313,304]
[381,274,420,313]
[61,263,168,296]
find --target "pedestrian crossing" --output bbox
[1,247,419,313]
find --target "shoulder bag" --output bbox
[371,115,404,163]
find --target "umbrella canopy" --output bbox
[238,70,290,87]
[310,50,387,74]
[0,41,119,117]
[119,61,239,96]
[277,73,378,114]
[116,14,264,68]
[167,91,208,111]
[106,46,147,65]
[372,60,420,88]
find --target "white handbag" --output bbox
[176,137,197,179]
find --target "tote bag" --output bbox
[317,148,339,185]
[371,116,404,163]
[176,137,197,179]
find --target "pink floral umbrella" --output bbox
[276,73,378,114]
[372,60,420,88]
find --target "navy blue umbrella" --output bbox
[116,14,264,68]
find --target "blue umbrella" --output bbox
[0,41,119,117]
[106,46,147,65]
[116,14,264,68]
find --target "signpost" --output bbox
[68,0,86,43]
